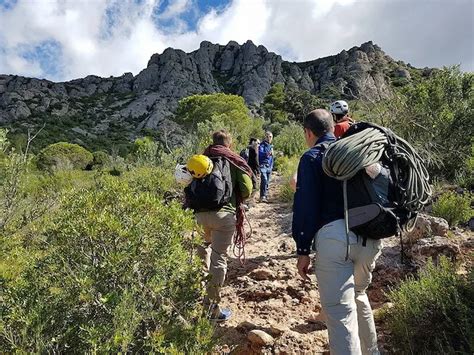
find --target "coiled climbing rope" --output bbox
[322,126,432,259]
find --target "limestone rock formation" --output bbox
[0,40,420,149]
[404,213,450,243]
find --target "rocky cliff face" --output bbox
[0,40,417,149]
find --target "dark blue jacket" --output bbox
[292,133,344,255]
[258,141,273,168]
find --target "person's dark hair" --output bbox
[212,129,232,147]
[303,109,334,137]
[333,113,345,122]
[249,137,257,144]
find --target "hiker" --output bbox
[258,131,274,202]
[292,109,382,355]
[330,100,353,138]
[186,130,253,322]
[240,138,260,191]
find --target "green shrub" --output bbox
[122,166,175,196]
[176,93,263,151]
[455,141,474,189]
[131,137,158,165]
[277,155,300,202]
[385,257,474,354]
[2,169,93,233]
[273,122,306,157]
[90,150,111,170]
[36,142,93,172]
[432,191,473,227]
[355,67,473,182]
[0,177,213,353]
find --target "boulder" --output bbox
[268,323,289,336]
[394,68,411,79]
[405,214,449,243]
[407,236,461,264]
[250,268,275,281]
[237,320,258,331]
[248,329,275,347]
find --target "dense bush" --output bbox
[0,128,37,230]
[36,142,93,172]
[131,137,159,165]
[121,166,176,197]
[261,83,327,133]
[2,169,93,233]
[273,122,307,157]
[262,83,288,127]
[384,257,474,354]
[356,67,473,181]
[432,191,473,227]
[89,150,111,170]
[175,93,263,151]
[456,141,474,189]
[0,176,213,353]
[276,155,300,202]
[282,85,327,122]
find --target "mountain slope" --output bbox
[0,40,420,151]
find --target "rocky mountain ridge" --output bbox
[0,40,420,151]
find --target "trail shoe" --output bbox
[209,308,232,322]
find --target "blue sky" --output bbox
[0,0,472,81]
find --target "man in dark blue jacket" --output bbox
[293,109,382,355]
[258,131,274,202]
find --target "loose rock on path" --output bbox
[213,175,474,354]
[214,177,329,354]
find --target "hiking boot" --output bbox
[209,308,232,322]
[259,196,268,203]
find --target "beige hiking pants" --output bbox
[195,211,236,308]
[314,219,382,355]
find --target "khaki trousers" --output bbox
[195,211,236,308]
[314,219,382,355]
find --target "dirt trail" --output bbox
[213,175,412,354]
[212,175,473,354]
[214,175,330,354]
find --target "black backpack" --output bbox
[345,169,411,241]
[184,156,233,211]
[240,148,249,162]
[321,122,431,243]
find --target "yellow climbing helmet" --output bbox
[186,154,213,179]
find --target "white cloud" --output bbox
[194,0,269,45]
[157,0,191,20]
[0,0,472,82]
[3,53,43,77]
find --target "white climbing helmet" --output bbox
[330,100,349,115]
[174,164,193,186]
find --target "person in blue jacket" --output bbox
[258,131,274,202]
[293,109,382,355]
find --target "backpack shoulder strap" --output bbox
[314,141,331,152]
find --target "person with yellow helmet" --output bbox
[186,154,214,179]
[185,130,253,322]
